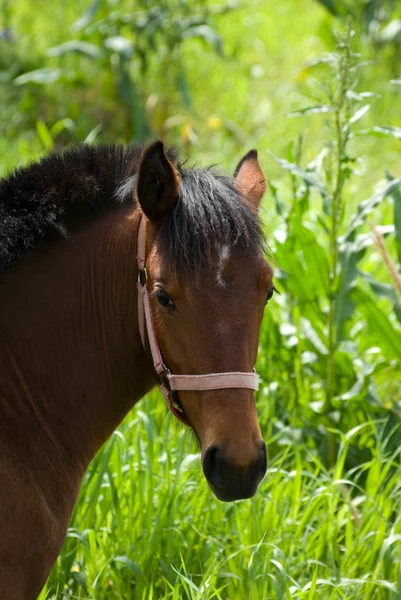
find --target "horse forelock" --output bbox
[156,167,265,278]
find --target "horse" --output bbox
[0,140,274,599]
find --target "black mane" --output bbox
[0,144,264,274]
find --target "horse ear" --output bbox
[136,141,179,220]
[234,149,266,211]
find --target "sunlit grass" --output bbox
[39,392,401,599]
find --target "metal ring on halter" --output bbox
[137,267,148,287]
[159,364,172,394]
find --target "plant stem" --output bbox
[324,25,353,461]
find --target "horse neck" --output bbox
[0,206,156,483]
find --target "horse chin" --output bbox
[207,481,259,503]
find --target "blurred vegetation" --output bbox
[2,0,400,180]
[2,0,401,598]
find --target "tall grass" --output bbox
[39,395,401,599]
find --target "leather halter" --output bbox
[136,216,259,425]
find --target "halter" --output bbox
[136,216,259,425]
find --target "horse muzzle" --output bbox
[202,441,267,502]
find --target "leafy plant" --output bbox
[266,23,401,465]
[315,0,401,70]
[2,0,236,145]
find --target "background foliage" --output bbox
[1,0,401,598]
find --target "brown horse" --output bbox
[0,141,274,599]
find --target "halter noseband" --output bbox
[136,216,259,425]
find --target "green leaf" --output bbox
[114,556,146,579]
[72,0,101,31]
[345,178,401,241]
[336,227,394,338]
[357,125,401,140]
[335,226,393,340]
[353,285,401,362]
[50,118,77,137]
[335,239,361,340]
[348,104,370,125]
[274,219,330,304]
[104,36,133,57]
[269,181,286,217]
[272,154,329,201]
[376,19,401,44]
[84,124,103,145]
[287,105,331,117]
[360,270,401,326]
[346,90,380,101]
[177,67,191,109]
[386,171,401,264]
[14,68,63,85]
[290,219,330,295]
[72,570,88,592]
[336,364,372,403]
[182,25,223,56]
[314,0,339,16]
[274,242,316,302]
[301,317,328,355]
[46,41,102,59]
[359,270,400,305]
[36,121,53,151]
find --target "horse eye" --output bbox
[156,289,175,309]
[265,286,276,305]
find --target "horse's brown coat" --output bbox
[0,143,272,598]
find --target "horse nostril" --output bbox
[203,445,224,489]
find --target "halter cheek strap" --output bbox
[136,216,259,425]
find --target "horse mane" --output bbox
[0,144,265,274]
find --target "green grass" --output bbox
[2,0,401,598]
[39,395,401,599]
